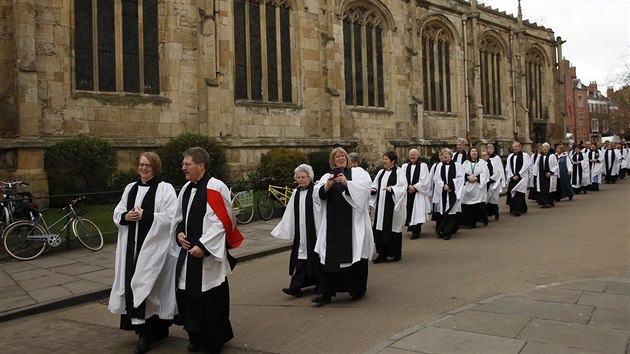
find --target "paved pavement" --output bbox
[1,193,629,353]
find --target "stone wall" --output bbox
[1,0,566,192]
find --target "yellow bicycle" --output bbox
[257,181,293,220]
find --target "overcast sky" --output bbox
[479,0,629,94]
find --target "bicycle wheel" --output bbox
[257,193,275,220]
[233,192,254,224]
[72,217,104,251]
[2,221,47,261]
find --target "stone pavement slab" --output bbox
[517,318,630,354]
[473,297,594,324]
[49,263,105,276]
[519,341,604,354]
[556,280,608,292]
[390,327,526,354]
[29,285,74,302]
[589,305,630,330]
[507,287,583,304]
[578,291,630,309]
[605,281,630,295]
[431,310,530,338]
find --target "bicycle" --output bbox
[0,181,34,231]
[2,196,104,261]
[230,187,254,224]
[257,180,294,220]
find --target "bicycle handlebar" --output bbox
[0,181,29,188]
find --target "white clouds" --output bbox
[479,0,629,89]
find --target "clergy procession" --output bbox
[272,139,629,304]
[109,141,628,354]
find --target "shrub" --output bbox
[306,150,330,179]
[255,148,308,184]
[111,169,138,191]
[159,133,227,186]
[44,135,117,205]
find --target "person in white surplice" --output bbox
[370,151,407,263]
[109,152,178,354]
[401,148,432,240]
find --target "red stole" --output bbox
[206,189,244,249]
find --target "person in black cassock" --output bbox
[535,143,558,208]
[370,151,407,263]
[174,147,241,354]
[401,148,432,239]
[311,147,374,306]
[272,164,321,297]
[554,144,574,202]
[505,141,531,216]
[431,148,465,240]
[109,152,178,354]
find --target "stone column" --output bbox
[14,0,40,138]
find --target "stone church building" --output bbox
[0,0,566,191]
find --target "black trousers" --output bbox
[289,259,319,291]
[120,314,172,339]
[176,279,234,354]
[374,231,402,258]
[434,212,460,236]
[507,191,528,214]
[318,258,369,298]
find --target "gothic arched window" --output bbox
[343,6,385,107]
[526,49,545,119]
[234,0,293,103]
[479,37,502,115]
[74,0,160,94]
[421,22,452,112]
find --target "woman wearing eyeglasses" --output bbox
[109,152,178,354]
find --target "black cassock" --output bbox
[318,168,368,298]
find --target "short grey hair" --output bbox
[456,137,467,144]
[348,152,360,163]
[440,148,453,157]
[294,164,314,181]
[542,142,550,148]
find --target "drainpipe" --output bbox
[462,14,470,142]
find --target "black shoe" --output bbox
[135,337,151,354]
[392,256,401,262]
[311,294,332,305]
[372,254,387,263]
[483,219,489,226]
[282,287,302,297]
[410,233,420,240]
[443,234,451,240]
[187,343,203,352]
[495,214,499,220]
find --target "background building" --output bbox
[562,60,589,147]
[0,0,566,192]
[607,86,630,141]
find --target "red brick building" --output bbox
[562,60,590,146]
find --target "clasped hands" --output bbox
[178,232,204,258]
[125,207,143,222]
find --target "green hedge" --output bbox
[44,135,117,205]
[254,148,308,184]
